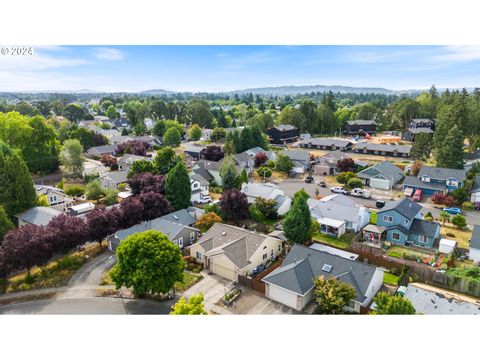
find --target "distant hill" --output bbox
[227,85,407,96]
[138,89,175,95]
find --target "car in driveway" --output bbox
[195,195,212,204]
[443,207,462,215]
[330,186,349,195]
[305,175,314,183]
[376,200,386,208]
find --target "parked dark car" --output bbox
[475,202,480,210]
[376,200,386,208]
[305,175,314,183]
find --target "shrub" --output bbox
[446,232,456,238]
[336,171,355,184]
[346,177,363,189]
[449,188,468,206]
[463,201,474,211]
[257,167,272,179]
[64,184,86,197]
[451,215,467,229]
[204,203,222,216]
[424,212,434,221]
[266,160,276,169]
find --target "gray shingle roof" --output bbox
[161,209,196,226]
[300,138,353,148]
[190,173,209,186]
[324,150,349,160]
[117,154,152,166]
[273,124,297,131]
[87,145,116,155]
[15,206,62,226]
[417,166,467,182]
[354,143,412,154]
[409,218,440,238]
[198,223,280,269]
[101,170,129,184]
[410,118,435,124]
[263,244,379,302]
[356,161,403,180]
[347,120,376,126]
[405,128,434,134]
[470,225,480,250]
[307,196,362,223]
[378,198,422,220]
[280,150,310,162]
[402,175,446,191]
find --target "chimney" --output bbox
[293,259,296,264]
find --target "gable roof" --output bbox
[35,184,66,197]
[402,175,447,191]
[280,150,310,162]
[470,225,480,250]
[324,150,349,160]
[190,173,209,186]
[101,170,129,184]
[378,198,422,220]
[117,154,152,165]
[15,206,62,226]
[346,120,376,126]
[409,218,440,238]
[300,138,353,148]
[410,118,435,124]
[307,196,363,223]
[241,182,282,200]
[356,161,403,181]
[160,209,196,226]
[87,145,116,155]
[417,166,467,182]
[263,244,379,302]
[354,143,412,154]
[197,223,281,269]
[271,124,297,131]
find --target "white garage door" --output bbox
[370,178,390,190]
[212,263,236,281]
[268,284,298,309]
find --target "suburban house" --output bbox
[241,182,292,216]
[188,223,284,281]
[356,161,404,190]
[222,152,254,175]
[117,154,153,171]
[469,225,480,263]
[184,144,206,161]
[313,150,351,176]
[353,143,412,157]
[280,149,311,173]
[135,135,162,148]
[190,173,210,204]
[307,195,370,237]
[402,166,467,196]
[262,244,384,312]
[192,160,222,185]
[344,120,377,136]
[86,144,117,158]
[108,209,199,251]
[470,176,480,204]
[15,206,62,227]
[100,170,129,189]
[109,135,134,146]
[243,146,277,162]
[365,198,441,248]
[35,184,73,212]
[299,138,353,151]
[266,125,299,144]
[402,119,435,142]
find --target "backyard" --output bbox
[386,245,431,261]
[440,224,472,249]
[383,272,400,286]
[312,232,356,250]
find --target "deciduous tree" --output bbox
[313,276,356,314]
[128,173,165,195]
[200,145,224,161]
[220,189,249,221]
[60,139,84,178]
[371,292,416,315]
[170,293,207,315]
[195,212,222,233]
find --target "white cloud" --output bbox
[94,47,126,61]
[430,45,480,63]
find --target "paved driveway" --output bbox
[183,273,298,314]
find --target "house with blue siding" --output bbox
[402,166,467,196]
[365,198,441,248]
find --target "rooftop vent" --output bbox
[221,232,226,236]
[322,264,333,273]
[172,215,179,220]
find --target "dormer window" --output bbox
[421,176,430,182]
[446,178,458,187]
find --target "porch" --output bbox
[318,218,346,238]
[362,224,386,248]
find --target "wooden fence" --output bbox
[238,259,283,294]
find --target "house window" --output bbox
[383,216,393,223]
[193,183,199,189]
[348,300,356,309]
[421,176,430,182]
[178,237,183,248]
[196,251,202,260]
[49,195,57,203]
[263,253,268,260]
[190,232,195,241]
[419,235,428,243]
[278,244,281,251]
[392,233,400,240]
[446,179,458,187]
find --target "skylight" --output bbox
[322,264,333,273]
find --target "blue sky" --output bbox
[1,45,480,92]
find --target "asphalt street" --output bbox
[0,297,178,314]
[275,179,480,226]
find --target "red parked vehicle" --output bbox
[413,189,423,202]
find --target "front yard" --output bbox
[174,272,203,292]
[311,232,356,249]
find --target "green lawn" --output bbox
[370,211,378,224]
[174,272,203,292]
[383,272,400,286]
[312,232,355,250]
[386,246,431,261]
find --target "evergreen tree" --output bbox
[222,166,237,190]
[436,125,465,169]
[283,190,311,244]
[0,205,14,243]
[410,133,433,160]
[165,162,191,210]
[0,141,36,216]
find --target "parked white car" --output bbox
[330,186,349,195]
[351,188,371,199]
[196,195,212,204]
